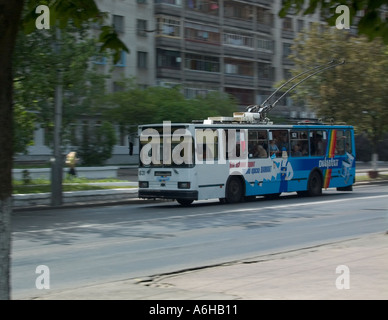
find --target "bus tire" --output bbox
[307,170,322,196]
[176,199,194,206]
[226,176,244,203]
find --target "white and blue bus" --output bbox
[138,114,355,206]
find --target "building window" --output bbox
[137,19,148,36]
[256,7,273,26]
[156,16,181,37]
[185,22,220,44]
[282,17,293,31]
[257,38,273,52]
[257,62,273,80]
[137,51,148,69]
[155,0,182,5]
[224,1,252,20]
[283,43,292,58]
[223,31,253,49]
[225,87,253,105]
[185,53,220,72]
[224,58,253,76]
[297,19,304,32]
[113,15,125,33]
[114,51,126,67]
[157,49,181,69]
[186,0,219,15]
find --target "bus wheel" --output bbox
[176,199,194,206]
[307,171,322,196]
[226,177,243,203]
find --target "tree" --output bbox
[77,121,117,166]
[279,0,388,43]
[13,103,36,154]
[100,83,238,132]
[288,24,388,166]
[0,0,128,300]
[13,24,109,152]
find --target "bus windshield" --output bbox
[139,125,194,168]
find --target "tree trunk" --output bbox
[0,0,24,300]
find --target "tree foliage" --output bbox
[13,24,109,152]
[77,121,116,166]
[100,81,238,134]
[280,0,388,44]
[288,24,388,153]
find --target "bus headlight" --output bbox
[139,181,149,188]
[178,182,191,189]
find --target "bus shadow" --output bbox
[148,190,361,209]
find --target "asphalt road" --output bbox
[11,183,388,299]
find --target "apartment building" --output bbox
[95,0,156,90]
[97,0,323,111]
[155,0,322,111]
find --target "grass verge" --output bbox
[13,177,135,194]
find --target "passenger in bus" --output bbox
[301,142,309,156]
[269,139,279,156]
[278,133,289,152]
[253,144,268,158]
[291,143,302,157]
[311,134,324,156]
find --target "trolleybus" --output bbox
[138,60,355,205]
[138,118,355,205]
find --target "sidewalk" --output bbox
[26,232,388,300]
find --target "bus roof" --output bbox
[139,123,354,130]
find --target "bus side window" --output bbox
[335,130,346,155]
[270,130,289,157]
[196,129,218,162]
[310,130,327,156]
[290,130,308,157]
[345,130,353,154]
[248,130,268,158]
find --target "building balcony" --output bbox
[184,10,220,24]
[155,36,181,49]
[256,23,272,34]
[223,17,254,31]
[257,78,273,88]
[185,39,221,54]
[224,74,255,87]
[223,46,255,59]
[154,3,182,16]
[156,67,182,80]
[184,70,222,83]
